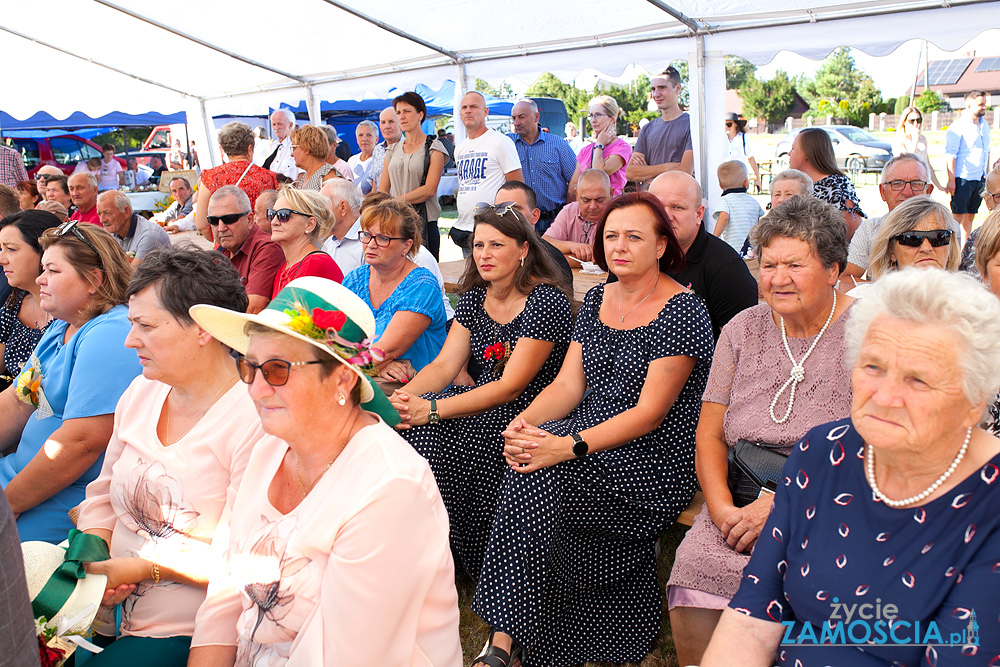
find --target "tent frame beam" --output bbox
[318,0,463,62]
[645,0,705,33]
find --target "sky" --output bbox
[506,30,999,100]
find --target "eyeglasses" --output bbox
[473,201,518,218]
[235,355,324,387]
[54,220,100,255]
[266,208,310,223]
[884,180,928,192]
[983,190,1000,205]
[892,229,953,248]
[358,230,407,247]
[206,211,249,226]
[905,117,922,125]
[587,113,608,120]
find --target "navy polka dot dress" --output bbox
[0,291,49,391]
[732,419,1000,666]
[401,284,572,580]
[472,284,714,667]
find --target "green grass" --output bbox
[457,523,690,667]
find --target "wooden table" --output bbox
[438,260,607,312]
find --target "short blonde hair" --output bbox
[276,185,334,242]
[589,95,622,122]
[868,196,960,279]
[974,208,1000,279]
[717,160,748,190]
[290,125,330,161]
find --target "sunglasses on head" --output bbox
[266,208,310,223]
[473,201,519,217]
[235,355,324,387]
[892,229,953,247]
[54,220,100,255]
[206,211,249,226]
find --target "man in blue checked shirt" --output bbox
[508,99,578,234]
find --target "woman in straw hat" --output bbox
[188,277,461,667]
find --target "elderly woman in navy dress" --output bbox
[470,192,714,667]
[704,268,1000,666]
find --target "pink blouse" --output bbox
[77,376,264,643]
[194,420,462,666]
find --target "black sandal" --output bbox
[471,629,522,667]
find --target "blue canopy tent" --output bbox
[0,110,186,132]
[278,80,514,153]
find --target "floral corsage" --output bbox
[35,614,102,667]
[483,341,511,377]
[284,306,383,376]
[16,365,43,409]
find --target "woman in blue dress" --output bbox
[0,220,141,543]
[472,192,715,667]
[342,198,446,382]
[704,269,1000,666]
[390,203,573,582]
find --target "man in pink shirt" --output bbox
[68,172,101,225]
[543,168,611,262]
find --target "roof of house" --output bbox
[908,56,1000,97]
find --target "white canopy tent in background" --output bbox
[2,0,996,209]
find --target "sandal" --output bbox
[471,629,522,667]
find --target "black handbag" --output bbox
[727,439,789,507]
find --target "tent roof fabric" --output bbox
[1,0,995,119]
[0,110,186,131]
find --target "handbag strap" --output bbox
[419,135,435,187]
[235,161,254,186]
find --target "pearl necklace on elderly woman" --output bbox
[866,426,972,507]
[769,290,837,424]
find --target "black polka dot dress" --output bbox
[0,291,49,391]
[401,284,572,580]
[471,285,714,667]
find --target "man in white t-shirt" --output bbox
[452,92,523,256]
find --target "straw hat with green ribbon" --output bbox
[23,529,110,635]
[189,276,401,426]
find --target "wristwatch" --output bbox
[595,143,604,150]
[571,432,589,458]
[428,399,441,424]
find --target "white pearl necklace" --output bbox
[769,291,837,424]
[866,426,972,508]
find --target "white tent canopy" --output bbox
[3,0,996,201]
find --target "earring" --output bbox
[338,393,347,406]
[520,256,525,267]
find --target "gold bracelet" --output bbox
[151,561,160,584]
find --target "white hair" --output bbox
[846,268,1000,405]
[357,120,379,135]
[211,185,252,212]
[771,169,813,196]
[99,189,131,213]
[515,98,538,114]
[271,108,296,125]
[322,178,361,214]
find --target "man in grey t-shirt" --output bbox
[97,190,171,264]
[626,66,694,187]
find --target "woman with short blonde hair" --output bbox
[268,185,343,294]
[569,94,632,197]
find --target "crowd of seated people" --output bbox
[1,82,999,667]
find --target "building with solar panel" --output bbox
[907,55,1000,109]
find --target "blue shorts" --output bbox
[951,177,985,215]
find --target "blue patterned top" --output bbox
[731,418,1000,666]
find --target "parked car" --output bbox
[6,134,126,178]
[774,125,893,175]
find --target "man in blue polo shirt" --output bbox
[507,99,578,234]
[945,89,991,237]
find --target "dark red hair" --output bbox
[593,192,686,274]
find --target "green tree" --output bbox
[475,78,514,99]
[739,70,797,131]
[725,56,756,90]
[799,47,883,126]
[915,89,949,114]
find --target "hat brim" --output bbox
[22,541,108,637]
[189,303,376,404]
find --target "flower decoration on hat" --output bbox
[283,304,384,376]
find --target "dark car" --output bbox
[7,134,126,178]
[775,125,893,175]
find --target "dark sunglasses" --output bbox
[266,208,310,223]
[54,220,100,255]
[473,201,518,217]
[358,230,406,247]
[207,211,249,226]
[235,355,324,387]
[906,117,922,125]
[892,229,953,248]
[725,121,735,127]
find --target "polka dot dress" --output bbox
[732,419,1000,666]
[472,284,714,667]
[0,291,49,391]
[401,284,572,581]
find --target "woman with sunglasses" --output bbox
[343,199,447,383]
[389,204,572,583]
[188,277,461,667]
[378,91,447,260]
[269,185,343,295]
[0,221,140,543]
[0,211,60,391]
[568,95,632,197]
[195,122,278,244]
[893,106,944,191]
[864,195,960,284]
[76,246,263,666]
[724,112,761,193]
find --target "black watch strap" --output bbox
[571,432,589,458]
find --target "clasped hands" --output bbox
[712,494,774,554]
[501,417,573,473]
[85,557,149,607]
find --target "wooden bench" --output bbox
[676,491,704,527]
